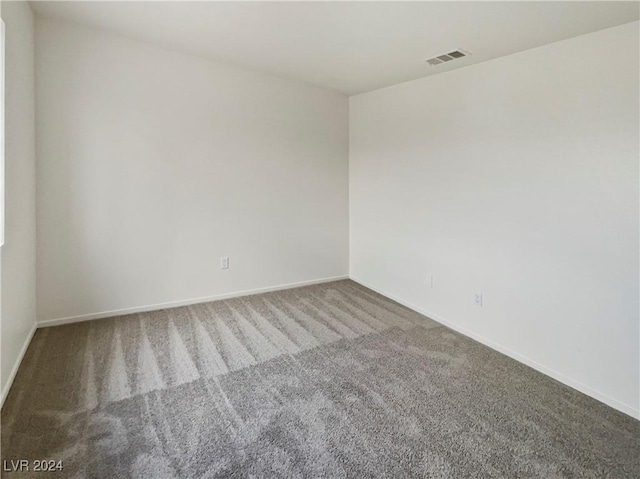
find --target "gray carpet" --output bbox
[1,280,638,478]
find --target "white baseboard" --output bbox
[350,276,640,420]
[25,273,640,420]
[38,275,349,328]
[1,322,37,408]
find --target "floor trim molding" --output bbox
[37,275,350,328]
[1,322,37,408]
[350,276,640,420]
[25,273,640,420]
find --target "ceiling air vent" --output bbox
[425,50,468,66]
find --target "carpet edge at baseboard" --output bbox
[349,276,640,421]
[37,275,350,328]
[1,321,37,408]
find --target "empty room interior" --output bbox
[1,0,639,477]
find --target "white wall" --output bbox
[1,1,37,402]
[350,22,639,418]
[36,18,348,323]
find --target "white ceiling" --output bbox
[29,1,640,95]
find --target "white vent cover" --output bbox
[425,50,468,66]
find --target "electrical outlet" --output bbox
[220,257,230,270]
[473,293,483,307]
